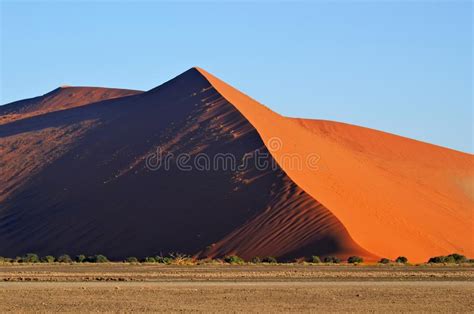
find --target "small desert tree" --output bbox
[324,256,341,263]
[126,257,138,263]
[262,256,277,264]
[311,256,321,263]
[395,256,408,264]
[75,254,86,263]
[251,257,262,264]
[41,255,56,263]
[92,255,109,263]
[378,258,391,264]
[347,256,363,264]
[57,254,73,263]
[224,255,245,264]
[22,253,40,263]
[447,253,467,263]
[143,256,156,263]
[428,256,445,263]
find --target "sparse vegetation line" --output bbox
[0,253,473,265]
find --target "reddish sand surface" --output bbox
[197,67,474,262]
[0,86,141,125]
[0,68,472,262]
[0,87,142,201]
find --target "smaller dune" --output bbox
[0,86,142,125]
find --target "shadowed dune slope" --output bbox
[0,87,143,201]
[0,69,371,261]
[0,86,142,125]
[196,67,474,262]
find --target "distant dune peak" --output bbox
[0,86,143,125]
[0,67,472,262]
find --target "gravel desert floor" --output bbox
[0,264,472,312]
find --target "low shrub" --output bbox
[347,256,363,264]
[395,256,408,264]
[94,255,109,263]
[75,255,86,263]
[126,257,138,263]
[41,255,55,263]
[447,253,467,263]
[155,256,173,264]
[84,255,109,263]
[0,257,12,263]
[224,255,244,264]
[22,253,40,263]
[143,256,156,263]
[428,253,468,264]
[251,257,261,264]
[262,256,277,264]
[323,256,341,263]
[168,253,194,265]
[57,254,73,263]
[428,256,444,263]
[311,256,321,263]
[378,258,391,264]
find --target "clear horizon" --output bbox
[1,1,472,153]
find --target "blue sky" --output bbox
[1,1,472,152]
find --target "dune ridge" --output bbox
[0,69,369,260]
[0,86,142,125]
[0,67,471,262]
[195,67,474,262]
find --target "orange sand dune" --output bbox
[197,67,474,262]
[0,69,370,261]
[0,67,471,262]
[0,87,142,201]
[0,86,141,125]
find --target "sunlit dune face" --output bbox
[196,67,474,262]
[0,68,471,262]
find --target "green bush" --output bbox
[154,256,173,264]
[323,256,341,263]
[22,253,40,263]
[41,255,56,263]
[262,256,277,264]
[75,255,86,263]
[224,255,245,264]
[84,255,109,263]
[468,259,474,263]
[126,257,138,263]
[311,256,321,263]
[447,253,467,263]
[94,255,109,263]
[347,256,363,264]
[251,257,261,263]
[57,254,73,263]
[428,254,468,264]
[0,256,12,263]
[444,255,456,263]
[143,256,156,263]
[395,256,408,264]
[428,256,445,263]
[378,258,391,264]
